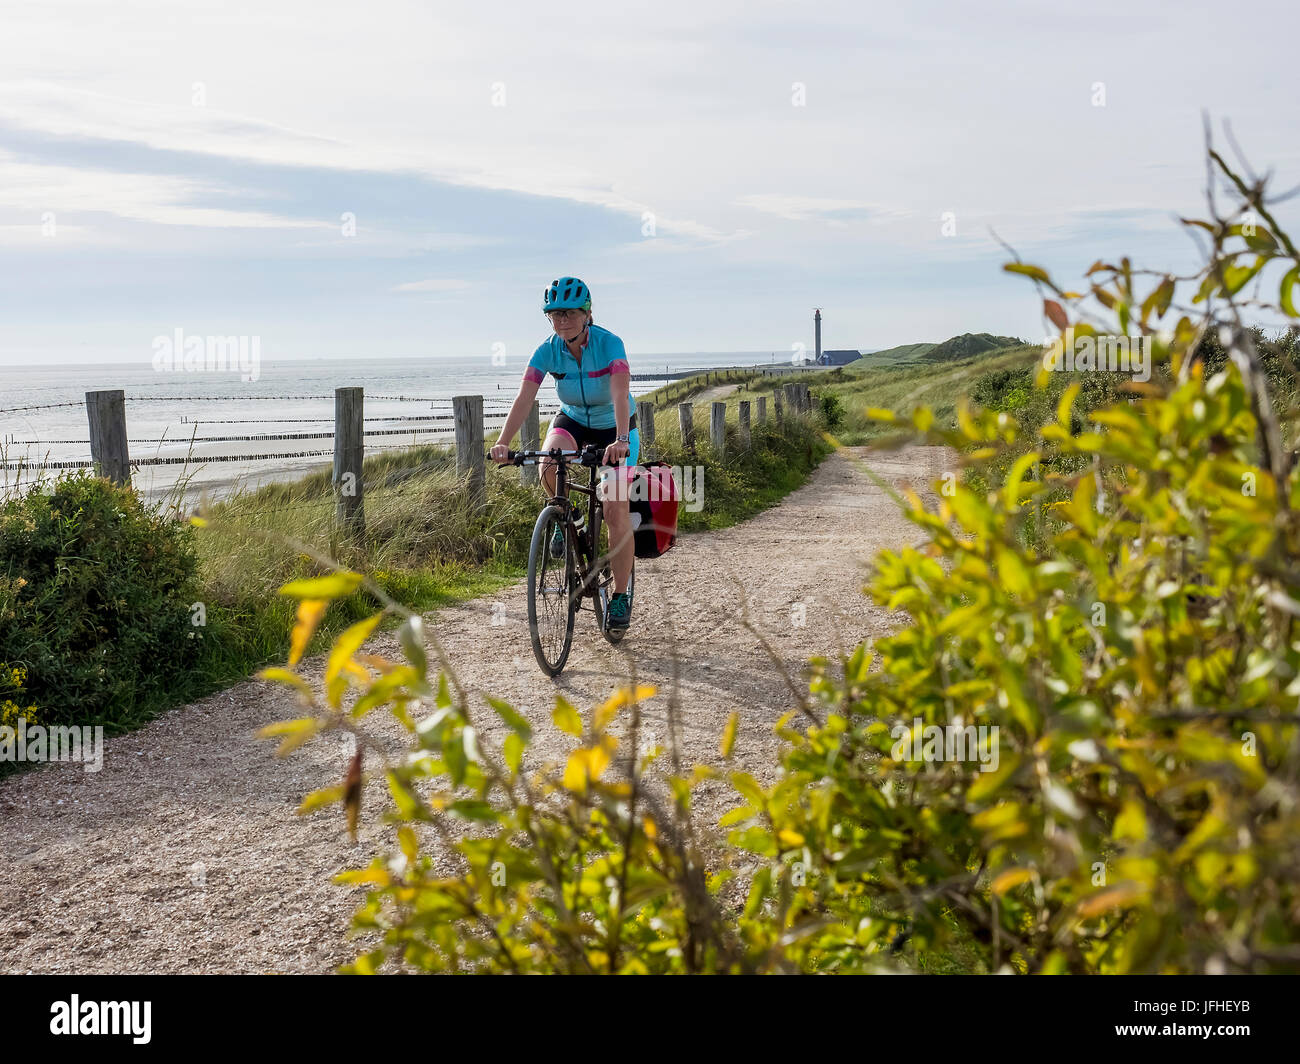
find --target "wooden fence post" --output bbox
[678,402,695,454]
[453,394,485,506]
[773,389,783,423]
[757,396,767,424]
[521,400,540,486]
[85,389,130,486]
[334,386,365,539]
[711,401,726,459]
[637,400,655,459]
[738,400,751,449]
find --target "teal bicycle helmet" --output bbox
[543,276,592,313]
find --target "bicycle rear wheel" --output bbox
[527,504,576,676]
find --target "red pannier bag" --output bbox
[628,461,679,559]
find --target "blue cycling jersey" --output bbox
[523,324,634,430]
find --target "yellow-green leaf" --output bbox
[594,685,657,732]
[1113,798,1147,842]
[325,612,385,696]
[504,731,525,774]
[1056,382,1081,429]
[562,736,616,793]
[398,616,428,676]
[553,697,583,737]
[731,771,765,806]
[1004,262,1051,284]
[1281,265,1300,318]
[288,600,327,667]
[279,571,364,600]
[720,710,739,759]
[257,666,314,701]
[487,696,532,739]
[257,716,321,756]
[297,784,345,815]
[1002,451,1040,512]
[387,771,422,819]
[1076,882,1144,920]
[990,867,1034,895]
[966,753,1021,803]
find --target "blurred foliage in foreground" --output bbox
[260,135,1300,973]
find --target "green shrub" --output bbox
[819,392,845,431]
[0,473,201,730]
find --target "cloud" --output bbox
[736,194,911,223]
[0,151,326,231]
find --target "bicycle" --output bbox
[496,444,636,676]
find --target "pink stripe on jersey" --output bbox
[523,366,545,384]
[586,358,629,378]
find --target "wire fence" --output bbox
[0,393,524,416]
[1,367,809,504]
[0,392,556,470]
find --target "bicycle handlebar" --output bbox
[487,444,622,468]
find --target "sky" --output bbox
[0,0,1297,367]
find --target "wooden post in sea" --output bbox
[757,396,767,425]
[678,402,695,454]
[738,400,751,449]
[711,401,727,459]
[85,390,130,487]
[637,400,655,459]
[334,387,365,539]
[453,394,485,507]
[521,400,540,486]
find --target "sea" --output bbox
[0,351,797,504]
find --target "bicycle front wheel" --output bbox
[527,504,577,676]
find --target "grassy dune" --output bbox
[791,344,1043,445]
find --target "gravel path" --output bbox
[692,380,743,403]
[0,444,947,973]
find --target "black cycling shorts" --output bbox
[548,411,640,470]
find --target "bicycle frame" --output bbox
[506,446,613,605]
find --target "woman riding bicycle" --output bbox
[489,276,640,633]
